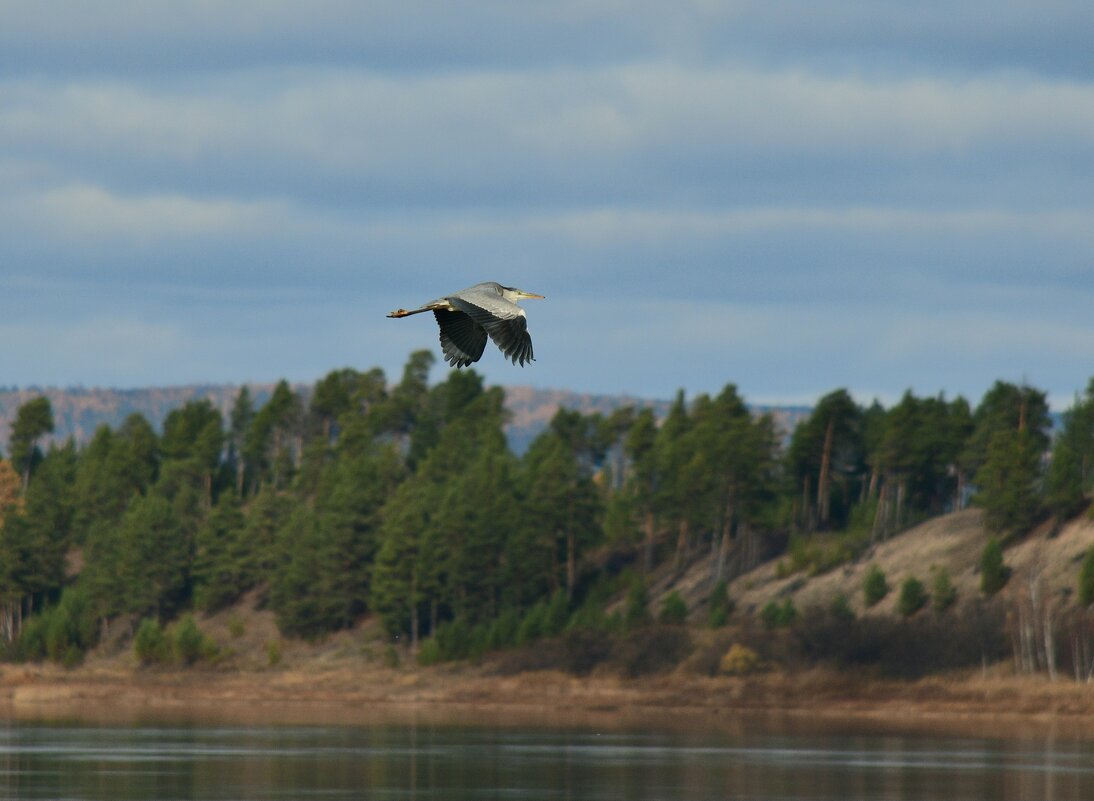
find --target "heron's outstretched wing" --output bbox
[433,309,488,368]
[448,295,534,366]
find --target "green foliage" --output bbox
[783,528,871,577]
[863,564,889,607]
[1080,548,1094,606]
[976,428,1043,537]
[623,578,650,629]
[829,592,855,622]
[516,602,547,645]
[760,598,798,629]
[134,618,169,665]
[266,640,282,667]
[171,615,215,665]
[708,580,733,627]
[897,576,928,617]
[658,591,688,625]
[8,396,54,489]
[931,567,957,612]
[720,643,763,676]
[979,538,1009,596]
[3,355,1085,685]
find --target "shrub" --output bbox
[417,637,442,666]
[434,618,471,661]
[898,577,928,617]
[17,615,48,662]
[267,640,283,667]
[719,643,763,676]
[1079,548,1094,606]
[20,588,98,666]
[516,602,546,644]
[616,625,692,677]
[624,579,650,629]
[542,590,570,637]
[382,644,399,668]
[561,626,615,675]
[134,619,169,665]
[487,608,521,650]
[863,564,889,607]
[708,580,734,628]
[227,616,246,638]
[829,592,855,622]
[980,538,1009,596]
[171,615,215,665]
[761,598,798,629]
[659,591,688,625]
[931,567,957,612]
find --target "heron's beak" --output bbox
[520,291,545,299]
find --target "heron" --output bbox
[387,282,545,368]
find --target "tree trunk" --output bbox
[410,568,419,654]
[674,518,690,573]
[643,512,655,573]
[566,530,576,601]
[817,417,835,527]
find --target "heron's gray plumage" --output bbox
[387,281,544,368]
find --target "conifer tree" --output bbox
[8,396,54,492]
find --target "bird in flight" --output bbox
[387,282,545,368]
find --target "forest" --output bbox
[1,350,1093,677]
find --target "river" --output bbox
[0,715,1091,800]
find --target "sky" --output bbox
[2,2,1094,410]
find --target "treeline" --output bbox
[1,352,1093,669]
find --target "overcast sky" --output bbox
[3,2,1094,409]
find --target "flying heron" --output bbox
[387,282,545,368]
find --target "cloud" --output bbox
[1,4,1094,409]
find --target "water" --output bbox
[0,717,1092,800]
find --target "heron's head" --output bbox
[501,286,545,302]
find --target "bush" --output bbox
[487,608,521,650]
[719,643,763,676]
[615,625,691,677]
[708,580,733,628]
[417,637,442,666]
[829,592,855,622]
[980,538,1009,596]
[18,588,97,666]
[434,618,471,661]
[516,602,547,644]
[1079,548,1094,606]
[544,591,571,637]
[761,598,798,629]
[266,640,283,667]
[171,615,212,665]
[931,567,957,612]
[17,615,49,662]
[898,577,928,617]
[134,619,169,665]
[863,564,889,607]
[791,600,1008,678]
[658,591,688,625]
[624,579,650,629]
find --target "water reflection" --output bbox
[0,720,1091,800]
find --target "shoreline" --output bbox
[4,664,1094,739]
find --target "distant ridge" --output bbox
[0,384,809,456]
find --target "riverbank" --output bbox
[4,662,1094,738]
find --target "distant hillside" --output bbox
[0,384,809,456]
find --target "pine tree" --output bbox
[8,396,54,492]
[192,495,248,612]
[976,427,1042,537]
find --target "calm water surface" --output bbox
[0,717,1092,800]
